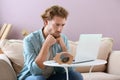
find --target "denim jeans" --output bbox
[25,70,83,80]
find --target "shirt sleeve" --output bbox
[23,37,42,75]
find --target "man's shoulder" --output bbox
[61,34,68,39]
[23,30,41,41]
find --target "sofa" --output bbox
[0,38,120,80]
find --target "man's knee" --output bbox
[69,70,83,80]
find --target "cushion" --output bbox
[68,38,113,72]
[107,51,120,75]
[82,72,120,80]
[1,39,24,74]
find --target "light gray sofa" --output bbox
[0,38,120,80]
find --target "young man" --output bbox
[18,5,83,80]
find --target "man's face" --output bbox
[46,16,66,38]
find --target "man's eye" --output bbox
[62,24,65,26]
[56,24,60,26]
[56,24,65,26]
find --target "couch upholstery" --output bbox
[0,38,120,80]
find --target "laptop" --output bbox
[73,34,102,63]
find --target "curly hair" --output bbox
[41,5,69,21]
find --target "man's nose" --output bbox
[57,26,62,32]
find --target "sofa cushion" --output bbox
[107,51,120,75]
[82,72,120,80]
[0,54,17,80]
[69,38,113,72]
[1,39,24,74]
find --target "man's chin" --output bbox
[53,35,60,38]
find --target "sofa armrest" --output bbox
[0,54,17,80]
[107,51,120,75]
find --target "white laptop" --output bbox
[73,34,102,63]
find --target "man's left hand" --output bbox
[56,36,67,52]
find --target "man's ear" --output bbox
[44,20,48,26]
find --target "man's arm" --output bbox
[56,36,67,52]
[35,34,56,69]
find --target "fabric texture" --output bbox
[107,51,120,75]
[82,72,120,80]
[25,75,46,80]
[47,69,83,80]
[25,70,83,80]
[1,40,24,74]
[0,54,17,80]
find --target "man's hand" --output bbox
[35,34,56,69]
[56,36,63,44]
[44,34,56,47]
[56,36,67,52]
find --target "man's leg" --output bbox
[25,75,46,80]
[47,72,66,80]
[47,70,83,80]
[69,70,83,80]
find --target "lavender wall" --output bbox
[0,0,120,50]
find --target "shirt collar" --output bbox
[39,27,45,44]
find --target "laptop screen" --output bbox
[74,34,102,63]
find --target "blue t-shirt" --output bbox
[17,29,70,80]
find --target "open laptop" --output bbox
[73,34,102,63]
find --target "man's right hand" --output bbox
[35,34,56,69]
[44,34,56,47]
